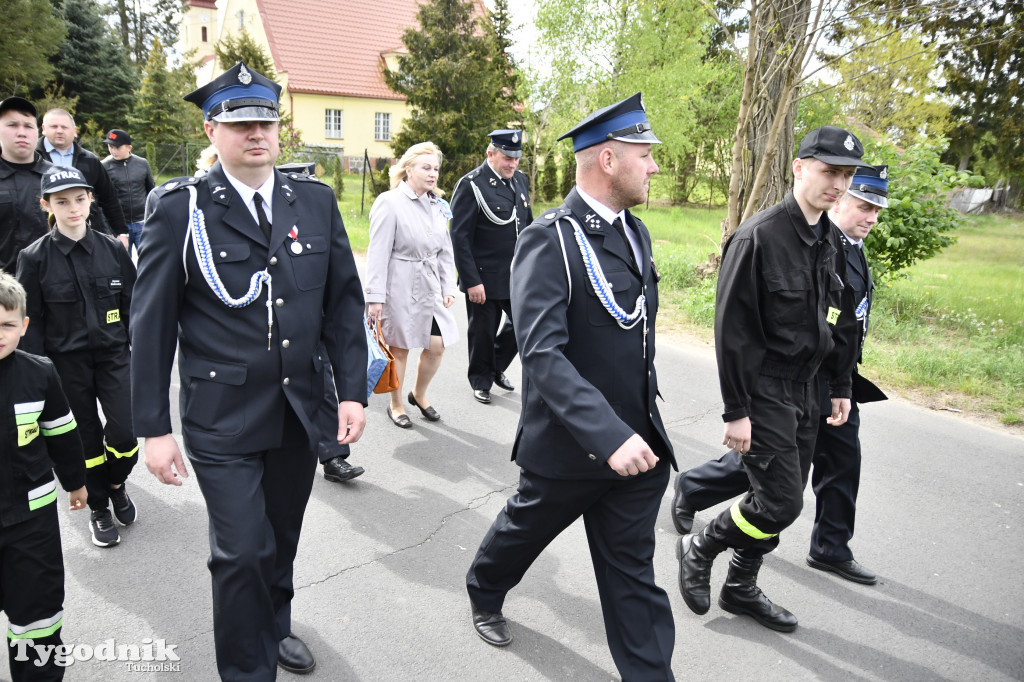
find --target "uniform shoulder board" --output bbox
[535,207,571,228]
[287,172,325,184]
[159,175,200,193]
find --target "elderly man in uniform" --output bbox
[670,164,889,587]
[466,94,677,680]
[675,126,863,633]
[38,109,127,245]
[130,63,367,679]
[449,130,533,404]
[0,96,52,272]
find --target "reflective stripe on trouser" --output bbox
[8,611,63,640]
[707,374,818,551]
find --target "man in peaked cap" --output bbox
[671,164,889,591]
[675,126,866,633]
[130,62,367,679]
[466,93,677,679]
[449,129,533,404]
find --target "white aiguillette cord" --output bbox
[183,185,275,349]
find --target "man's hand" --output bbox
[337,401,366,445]
[723,417,752,454]
[826,397,851,426]
[118,234,130,250]
[145,434,189,486]
[606,434,659,477]
[467,284,486,304]
[68,486,87,510]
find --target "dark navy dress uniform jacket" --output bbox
[129,163,367,453]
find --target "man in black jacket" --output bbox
[671,165,890,587]
[102,129,155,255]
[38,109,127,245]
[676,126,864,633]
[466,94,677,680]
[0,96,51,272]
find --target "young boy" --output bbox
[0,270,87,680]
[15,165,138,548]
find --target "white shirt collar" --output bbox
[576,186,626,227]
[222,168,275,224]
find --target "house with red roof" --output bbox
[180,0,424,170]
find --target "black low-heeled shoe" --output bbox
[387,406,413,428]
[408,392,441,421]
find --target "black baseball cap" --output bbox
[104,129,132,146]
[797,126,871,167]
[0,96,37,118]
[41,165,93,196]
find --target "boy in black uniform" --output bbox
[0,270,87,681]
[16,166,138,549]
[676,126,864,632]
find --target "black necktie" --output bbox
[612,217,638,270]
[254,192,271,242]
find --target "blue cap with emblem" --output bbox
[184,62,282,122]
[557,92,661,153]
[846,164,888,208]
[488,129,524,158]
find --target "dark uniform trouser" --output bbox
[187,410,317,682]
[3,507,66,682]
[467,466,675,682]
[465,297,517,391]
[315,353,350,465]
[706,375,817,552]
[681,400,862,561]
[50,347,138,512]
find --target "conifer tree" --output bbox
[384,0,520,190]
[539,152,559,202]
[132,38,201,145]
[1,0,66,95]
[52,0,137,132]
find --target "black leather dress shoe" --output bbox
[472,606,512,647]
[278,633,315,674]
[493,372,515,392]
[387,406,413,428]
[408,392,441,421]
[671,473,696,535]
[322,456,364,483]
[473,389,492,404]
[806,556,878,585]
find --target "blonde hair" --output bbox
[197,145,219,171]
[389,141,444,197]
[0,269,27,318]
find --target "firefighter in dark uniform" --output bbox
[0,270,87,682]
[675,126,863,633]
[670,165,890,587]
[449,130,533,403]
[129,63,367,680]
[16,165,138,549]
[0,96,52,273]
[466,94,678,681]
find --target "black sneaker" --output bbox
[109,484,137,526]
[90,508,120,547]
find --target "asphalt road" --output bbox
[47,294,1023,681]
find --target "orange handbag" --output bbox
[371,319,400,394]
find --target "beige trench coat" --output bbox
[365,182,459,349]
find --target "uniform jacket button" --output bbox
[281,339,290,348]
[275,298,284,307]
[588,454,596,460]
[209,371,216,378]
[219,251,227,258]
[269,256,278,265]
[283,377,290,386]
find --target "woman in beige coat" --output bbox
[365,142,459,427]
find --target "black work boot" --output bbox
[718,549,798,632]
[676,529,725,615]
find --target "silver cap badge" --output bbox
[239,65,252,85]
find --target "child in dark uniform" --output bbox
[0,270,87,680]
[16,165,138,548]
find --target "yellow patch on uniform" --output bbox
[18,422,39,446]
[826,306,841,325]
[106,309,121,324]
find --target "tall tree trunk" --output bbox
[116,0,130,50]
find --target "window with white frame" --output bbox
[325,109,344,139]
[375,112,391,141]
